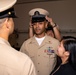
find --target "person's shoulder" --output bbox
[11,47,33,64]
[46,35,59,43]
[18,51,32,62]
[62,63,76,75]
[0,44,33,64]
[23,37,35,44]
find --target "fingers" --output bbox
[45,16,52,22]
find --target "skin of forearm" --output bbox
[50,22,61,41]
[53,26,61,41]
[29,27,34,38]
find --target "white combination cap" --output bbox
[0,0,17,19]
[29,8,49,23]
[29,8,49,16]
[0,0,17,12]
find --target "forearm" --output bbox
[53,25,61,41]
[29,27,34,38]
[45,16,62,41]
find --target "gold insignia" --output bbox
[8,12,11,15]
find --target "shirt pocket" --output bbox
[42,53,56,69]
[44,53,56,58]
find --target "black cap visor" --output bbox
[32,14,46,23]
[0,8,17,19]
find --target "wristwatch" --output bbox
[53,23,57,28]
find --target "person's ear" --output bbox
[65,51,70,57]
[5,18,10,29]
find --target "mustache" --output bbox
[34,28,41,30]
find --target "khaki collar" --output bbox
[0,37,11,46]
[30,35,52,44]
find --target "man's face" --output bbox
[32,21,46,35]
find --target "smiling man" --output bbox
[20,8,60,75]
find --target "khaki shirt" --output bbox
[20,35,60,75]
[0,37,37,75]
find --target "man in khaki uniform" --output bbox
[0,0,37,75]
[20,8,60,75]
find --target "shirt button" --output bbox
[38,55,40,56]
[38,63,40,64]
[38,71,39,72]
